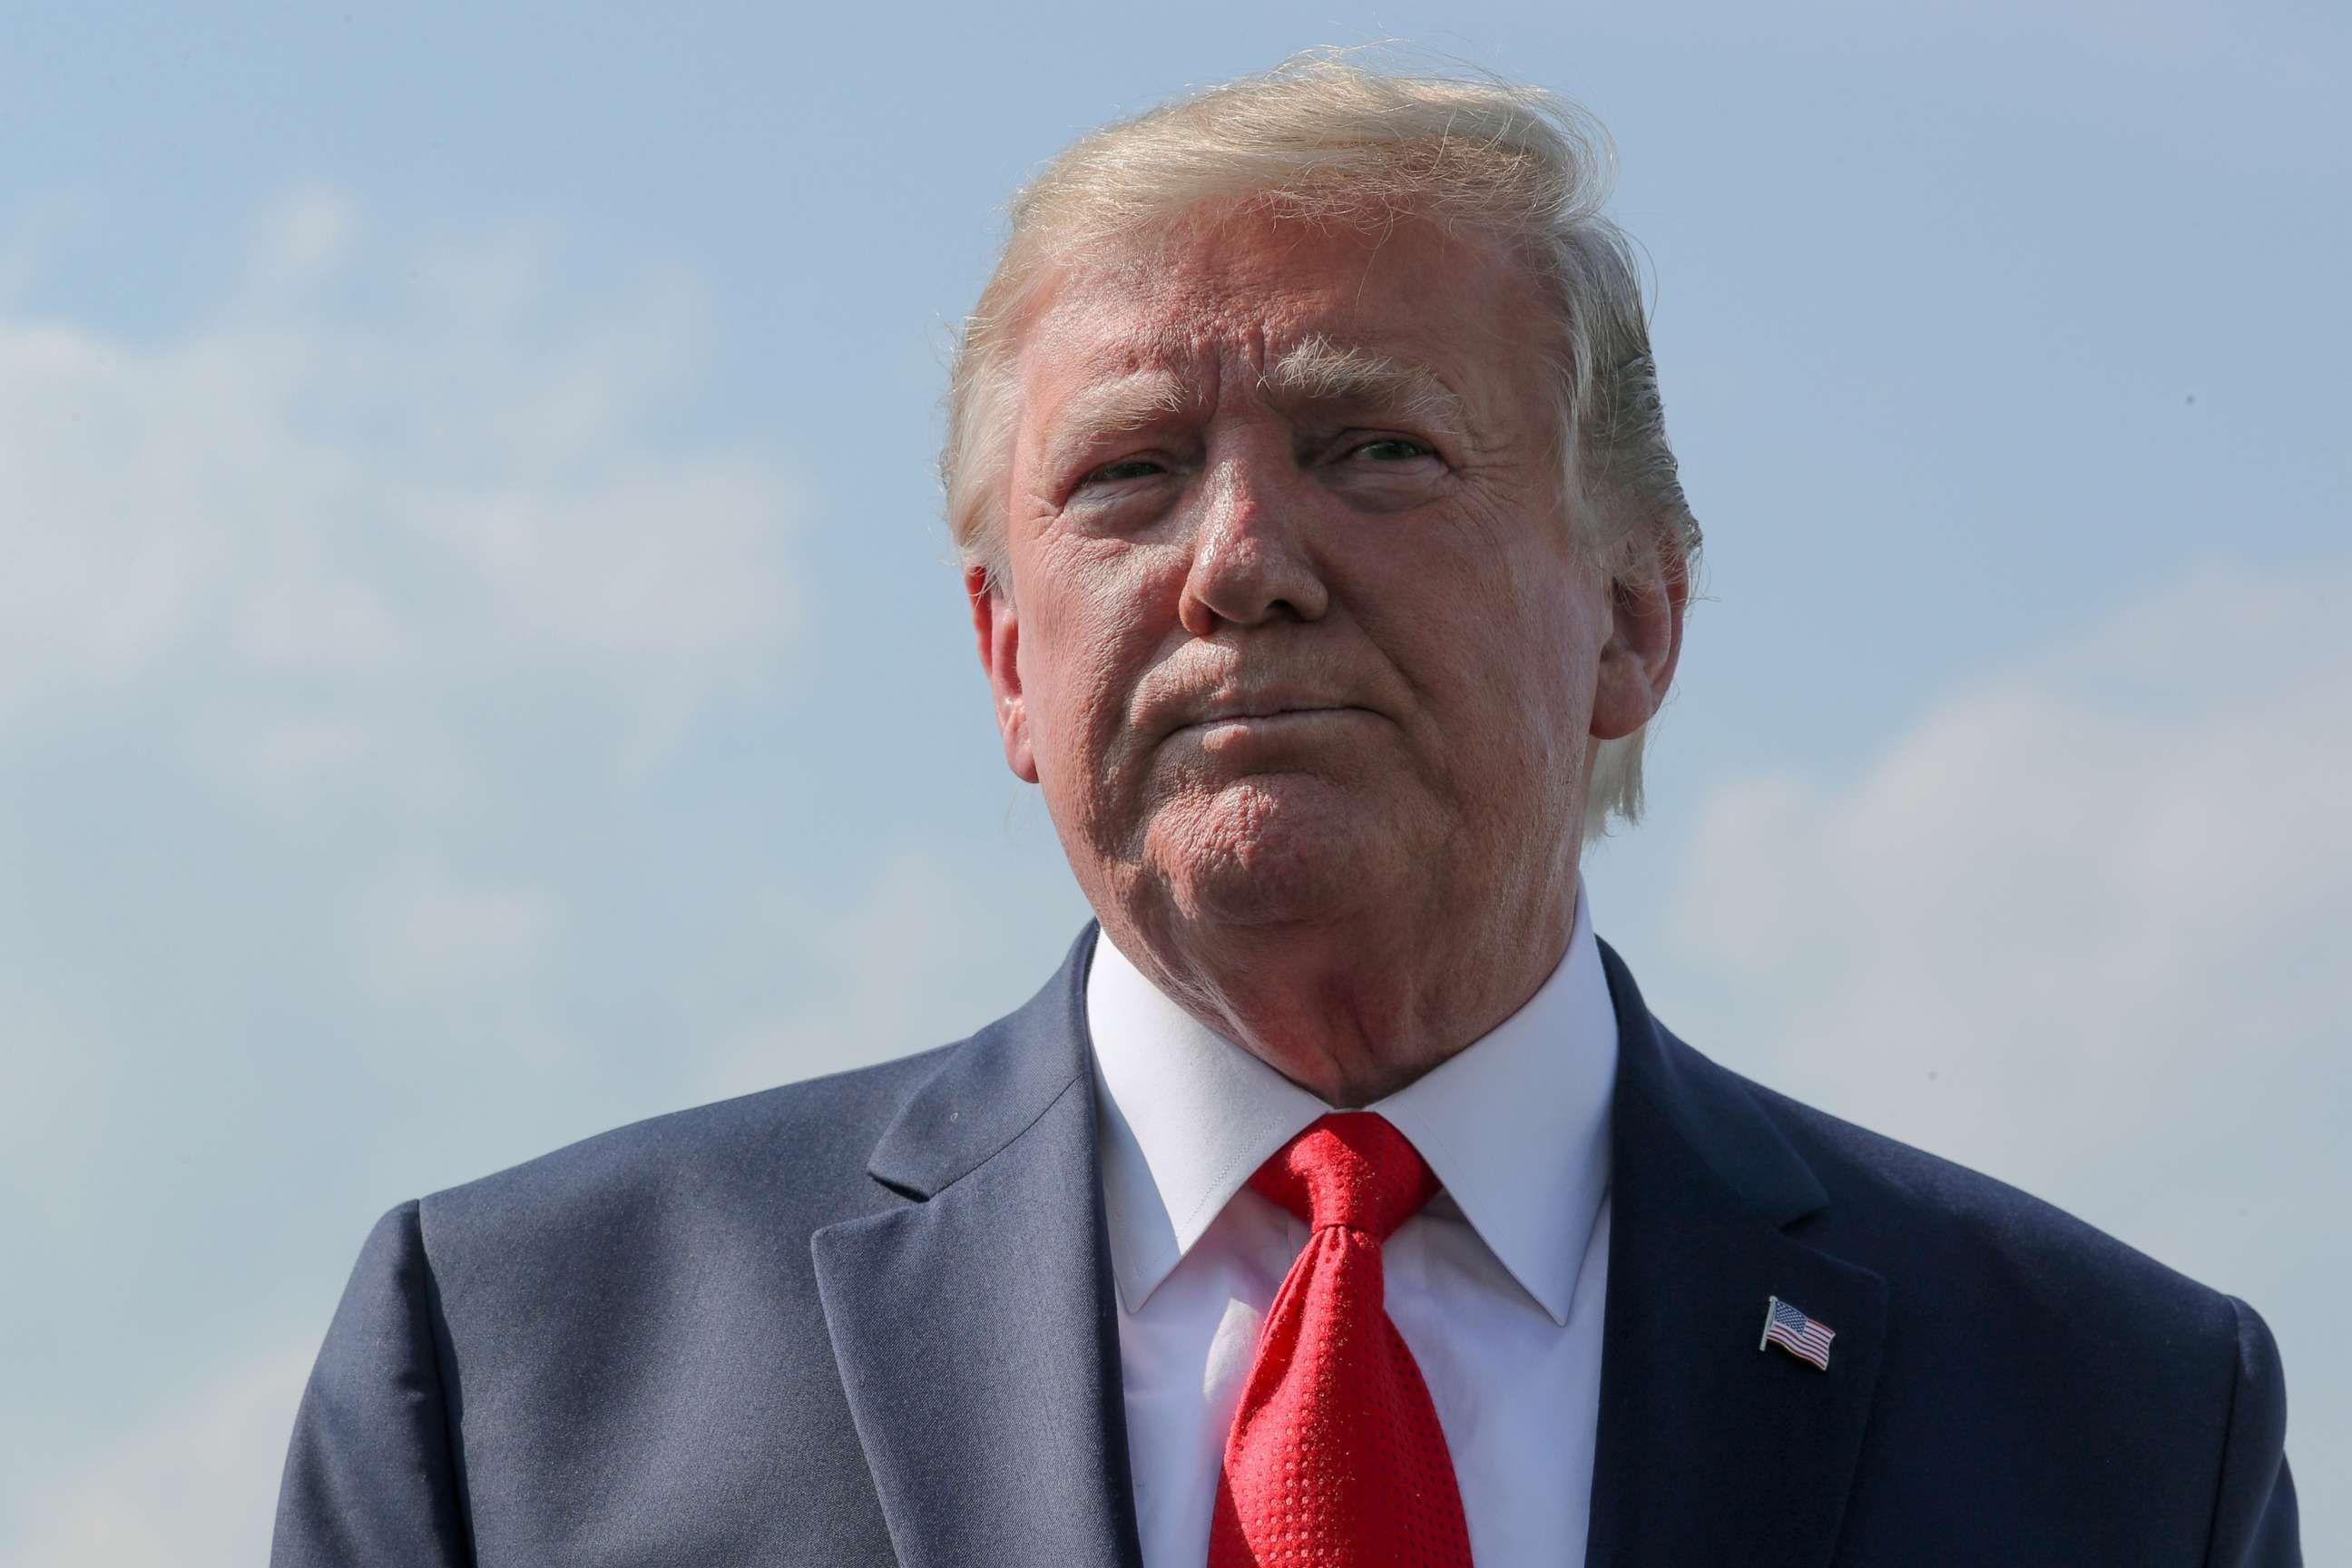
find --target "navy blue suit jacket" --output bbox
[272,930,2302,1564]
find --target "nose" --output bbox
[1176,447,1330,636]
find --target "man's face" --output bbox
[974,212,1642,950]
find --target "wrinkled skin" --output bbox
[970,211,1684,1105]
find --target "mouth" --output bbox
[1181,704,1359,728]
[1168,704,1376,743]
[1143,669,1387,750]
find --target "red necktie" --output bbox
[1207,1112,1475,1567]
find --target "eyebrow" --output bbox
[1259,335,1466,432]
[1034,337,1469,475]
[1035,369,1193,471]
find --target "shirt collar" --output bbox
[1087,885,1617,1327]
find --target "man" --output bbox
[273,55,2302,1567]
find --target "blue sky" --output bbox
[3,2,2345,1559]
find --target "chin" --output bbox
[1144,776,1406,929]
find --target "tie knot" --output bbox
[1248,1112,1438,1240]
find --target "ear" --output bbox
[1588,533,1689,742]
[966,564,1038,783]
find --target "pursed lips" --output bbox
[1170,700,1371,733]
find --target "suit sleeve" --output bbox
[2202,1294,2301,1568]
[271,1200,474,1568]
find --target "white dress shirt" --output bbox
[1088,885,1619,1567]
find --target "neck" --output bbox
[1109,875,1581,1107]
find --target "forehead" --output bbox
[1013,214,1542,413]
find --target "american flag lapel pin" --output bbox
[1759,1294,1836,1370]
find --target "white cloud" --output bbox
[0,185,798,759]
[0,184,806,1100]
[0,1339,316,1568]
[696,845,1057,1099]
[353,851,561,1004]
[0,182,812,1312]
[0,975,118,1234]
[1659,561,2349,1524]
[0,190,821,1555]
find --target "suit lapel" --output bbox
[812,928,1145,1568]
[1584,941,1889,1568]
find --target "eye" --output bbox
[1079,456,1168,486]
[1344,436,1436,463]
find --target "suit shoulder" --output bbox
[1729,1063,2242,1345]
[1689,1046,2298,1554]
[415,1042,957,1261]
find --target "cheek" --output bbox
[1497,569,1605,743]
[1017,537,1185,779]
[1378,537,1602,773]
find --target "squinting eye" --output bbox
[1348,437,1435,462]
[1083,458,1165,485]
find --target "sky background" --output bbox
[2,1,2344,1560]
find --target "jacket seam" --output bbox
[412,1200,482,1567]
[2194,1292,2249,1568]
[927,1065,1093,1199]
